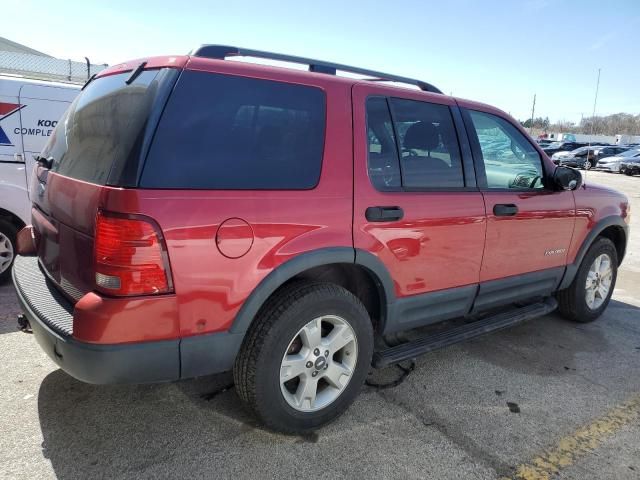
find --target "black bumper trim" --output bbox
[180,330,244,379]
[12,255,74,336]
[13,256,181,384]
[12,255,244,384]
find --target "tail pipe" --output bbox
[17,314,32,334]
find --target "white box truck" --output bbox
[0,75,79,281]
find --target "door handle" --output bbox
[493,204,518,216]
[365,206,404,222]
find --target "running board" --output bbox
[373,298,558,368]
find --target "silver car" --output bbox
[595,149,640,173]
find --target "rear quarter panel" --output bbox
[102,61,355,337]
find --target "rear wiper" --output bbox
[34,155,54,169]
[125,61,147,85]
[81,73,97,91]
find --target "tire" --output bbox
[0,219,18,284]
[557,237,617,323]
[583,160,592,170]
[624,170,633,176]
[234,281,374,434]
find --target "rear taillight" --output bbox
[94,211,173,296]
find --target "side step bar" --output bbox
[373,298,558,368]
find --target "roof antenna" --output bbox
[585,67,601,187]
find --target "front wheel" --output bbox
[557,237,617,323]
[583,160,592,170]
[234,282,374,433]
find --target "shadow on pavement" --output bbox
[37,370,263,479]
[36,300,640,478]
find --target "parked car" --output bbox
[620,157,640,176]
[596,149,640,173]
[595,145,630,160]
[552,147,591,166]
[555,145,625,169]
[543,141,587,157]
[12,46,629,433]
[0,75,79,282]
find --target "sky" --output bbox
[2,0,639,123]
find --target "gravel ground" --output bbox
[0,170,639,479]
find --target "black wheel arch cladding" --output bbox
[229,247,396,335]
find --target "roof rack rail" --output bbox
[190,45,443,94]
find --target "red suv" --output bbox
[13,46,629,433]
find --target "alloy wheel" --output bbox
[0,232,14,274]
[585,253,613,310]
[280,315,358,412]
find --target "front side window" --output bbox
[468,110,544,189]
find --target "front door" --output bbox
[460,105,575,311]
[352,84,486,333]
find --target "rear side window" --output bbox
[391,98,464,189]
[365,97,465,190]
[366,97,401,190]
[44,69,170,185]
[141,71,326,189]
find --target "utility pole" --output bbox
[529,94,536,135]
[585,68,601,184]
[589,68,601,139]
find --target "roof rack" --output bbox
[190,45,443,94]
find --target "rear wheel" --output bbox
[0,220,18,283]
[583,160,592,170]
[234,282,373,433]
[557,237,617,323]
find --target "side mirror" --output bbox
[553,166,582,191]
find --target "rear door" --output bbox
[460,106,575,311]
[352,84,486,333]
[31,69,176,299]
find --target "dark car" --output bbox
[620,157,640,176]
[12,45,630,433]
[595,146,630,161]
[557,145,625,169]
[543,141,587,157]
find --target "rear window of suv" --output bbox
[140,71,326,190]
[43,69,175,186]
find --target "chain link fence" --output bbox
[0,51,107,84]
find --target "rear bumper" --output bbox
[12,255,243,384]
